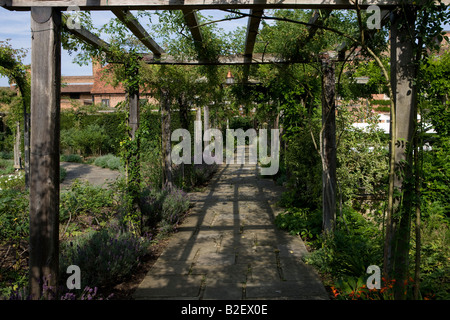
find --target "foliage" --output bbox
[60,124,109,157]
[93,154,123,171]
[140,186,190,236]
[331,277,400,300]
[335,103,389,209]
[274,208,322,240]
[59,227,151,289]
[415,205,450,300]
[421,137,450,215]
[279,109,322,210]
[59,180,115,238]
[0,39,30,119]
[420,50,450,137]
[303,206,382,277]
[0,159,14,175]
[60,154,83,163]
[0,174,28,243]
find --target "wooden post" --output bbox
[13,121,21,169]
[24,112,30,188]
[126,65,141,227]
[128,91,139,141]
[29,7,61,299]
[203,105,210,140]
[178,93,191,184]
[388,6,417,299]
[321,54,336,233]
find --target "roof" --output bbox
[61,84,93,94]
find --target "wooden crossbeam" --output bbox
[3,0,448,11]
[243,9,264,82]
[244,9,263,57]
[182,9,203,45]
[306,9,332,41]
[112,9,164,56]
[62,14,110,51]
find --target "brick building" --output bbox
[61,60,156,110]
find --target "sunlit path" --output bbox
[133,157,328,300]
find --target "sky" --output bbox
[0,9,248,86]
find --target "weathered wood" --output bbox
[321,54,336,233]
[244,9,263,57]
[112,9,164,56]
[128,91,140,140]
[3,0,447,10]
[62,13,110,50]
[243,8,263,81]
[388,6,417,300]
[182,9,203,45]
[29,7,61,299]
[203,105,209,140]
[161,89,173,190]
[13,121,21,169]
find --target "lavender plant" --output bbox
[59,227,151,289]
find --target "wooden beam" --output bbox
[4,0,446,11]
[181,9,207,60]
[29,6,61,299]
[306,9,332,41]
[243,8,264,81]
[112,8,164,56]
[62,13,110,51]
[182,9,203,44]
[244,9,263,57]
[63,17,311,66]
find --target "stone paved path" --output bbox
[133,158,329,300]
[60,162,122,189]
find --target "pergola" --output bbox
[1,0,447,298]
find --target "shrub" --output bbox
[303,216,382,279]
[59,180,115,237]
[140,186,190,235]
[274,208,322,241]
[60,124,108,156]
[59,227,151,289]
[0,187,29,242]
[0,171,25,192]
[160,188,190,232]
[0,151,13,159]
[106,156,122,171]
[60,154,83,163]
[94,154,122,171]
[0,159,14,175]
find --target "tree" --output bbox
[0,39,30,188]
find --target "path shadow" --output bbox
[133,152,328,300]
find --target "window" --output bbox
[101,99,110,107]
[69,93,80,100]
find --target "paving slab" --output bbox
[133,158,329,300]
